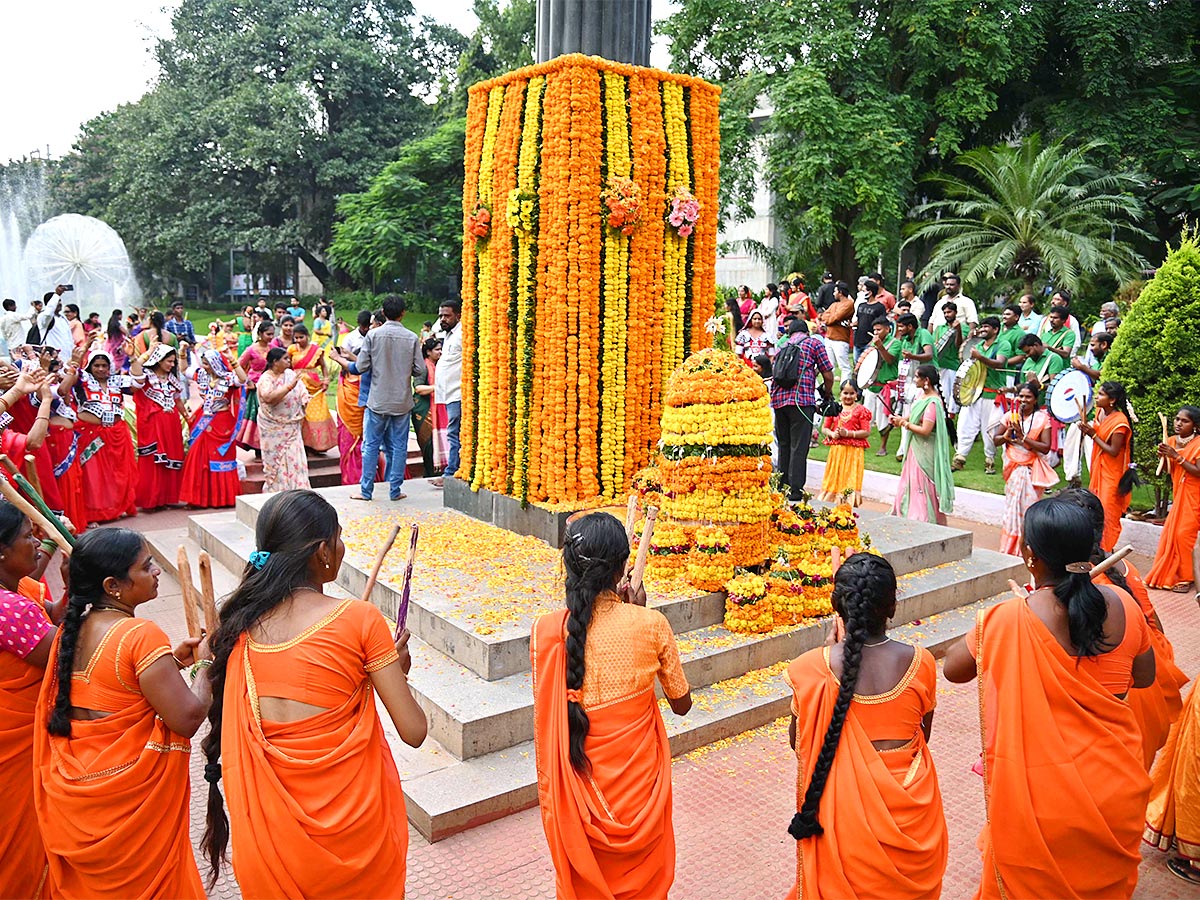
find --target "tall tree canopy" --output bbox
[661,0,1198,277]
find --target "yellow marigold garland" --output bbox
[686,525,733,592]
[723,573,773,634]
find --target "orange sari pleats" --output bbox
[1147,437,1200,587]
[975,601,1149,899]
[1146,683,1200,860]
[784,654,946,900]
[32,637,202,899]
[532,611,675,900]
[1089,412,1132,552]
[0,591,49,899]
[222,638,408,898]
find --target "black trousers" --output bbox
[776,404,815,500]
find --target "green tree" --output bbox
[905,136,1149,295]
[1102,229,1200,512]
[327,117,466,285]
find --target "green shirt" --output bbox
[932,322,969,369]
[1019,350,1066,384]
[867,337,901,394]
[977,339,1007,391]
[1042,326,1078,354]
[898,327,935,360]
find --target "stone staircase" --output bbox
[145,481,1024,842]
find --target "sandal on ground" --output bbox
[1171,582,1194,593]
[429,478,444,488]
[390,493,408,501]
[348,494,372,501]
[1167,857,1200,884]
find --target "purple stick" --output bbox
[394,523,420,637]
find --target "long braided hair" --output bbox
[46,528,146,737]
[562,512,629,774]
[789,552,896,840]
[200,490,339,885]
[1098,381,1139,495]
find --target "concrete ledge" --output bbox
[444,476,575,548]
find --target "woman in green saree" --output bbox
[889,364,955,524]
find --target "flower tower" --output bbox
[658,349,774,566]
[459,55,720,506]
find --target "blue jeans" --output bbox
[444,400,462,478]
[361,409,410,499]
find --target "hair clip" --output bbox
[1064,561,1094,574]
[248,550,271,570]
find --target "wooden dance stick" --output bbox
[21,454,44,499]
[624,494,638,545]
[0,476,72,554]
[629,506,657,593]
[831,546,842,576]
[1008,545,1135,600]
[393,524,420,638]
[363,522,401,606]
[197,552,220,634]
[0,454,75,547]
[177,546,202,639]
[1157,412,1170,477]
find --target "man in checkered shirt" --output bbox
[771,319,834,502]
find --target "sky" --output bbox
[2,0,675,164]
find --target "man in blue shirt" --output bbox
[163,300,196,399]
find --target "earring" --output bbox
[1025,558,1034,570]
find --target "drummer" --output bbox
[932,302,969,434]
[996,305,1027,385]
[1071,331,1113,380]
[951,316,1008,476]
[894,313,935,404]
[1012,333,1066,393]
[1040,305,1080,362]
[862,319,902,457]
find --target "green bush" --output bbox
[1102,229,1200,496]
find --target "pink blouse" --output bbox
[0,588,52,659]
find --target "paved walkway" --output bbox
[88,499,1194,899]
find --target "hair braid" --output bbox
[46,594,88,737]
[789,553,895,840]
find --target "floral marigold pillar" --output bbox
[459,54,720,506]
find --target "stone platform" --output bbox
[146,480,1024,841]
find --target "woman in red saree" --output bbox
[996,382,1058,555]
[200,490,426,896]
[532,512,692,900]
[180,349,247,508]
[784,552,946,900]
[0,502,61,898]
[287,325,336,452]
[1080,381,1136,552]
[132,343,186,510]
[33,527,212,898]
[1148,406,1200,590]
[945,498,1155,899]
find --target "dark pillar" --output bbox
[536,0,652,67]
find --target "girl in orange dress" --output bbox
[818,381,872,505]
[0,502,61,899]
[1148,406,1200,590]
[287,325,337,452]
[996,382,1059,555]
[33,527,212,899]
[200,490,426,897]
[1080,381,1137,553]
[944,498,1155,899]
[532,512,693,900]
[784,553,947,899]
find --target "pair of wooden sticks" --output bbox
[358,523,420,640]
[623,496,657,593]
[0,453,75,554]
[176,547,219,639]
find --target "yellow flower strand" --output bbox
[661,82,691,376]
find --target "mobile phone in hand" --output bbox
[61,284,74,291]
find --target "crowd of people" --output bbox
[0,288,464,530]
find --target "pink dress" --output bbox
[236,344,270,450]
[256,371,311,493]
[998,409,1059,555]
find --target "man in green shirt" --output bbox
[952,316,1007,475]
[996,304,1026,383]
[863,319,902,455]
[894,312,934,403]
[1013,333,1066,391]
[932,302,970,427]
[1041,306,1079,360]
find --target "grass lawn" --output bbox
[807,426,1157,512]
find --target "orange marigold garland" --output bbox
[687,525,733,592]
[723,573,773,634]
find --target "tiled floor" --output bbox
[104,502,1198,899]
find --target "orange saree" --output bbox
[1089,411,1132,553]
[1147,435,1200,588]
[221,600,408,898]
[973,599,1150,899]
[1145,683,1200,863]
[0,580,52,898]
[1097,563,1189,769]
[32,618,203,899]
[783,649,947,900]
[532,609,677,900]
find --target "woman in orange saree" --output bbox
[1148,406,1200,590]
[33,528,212,899]
[784,553,946,900]
[287,325,337,453]
[0,503,61,899]
[996,382,1059,556]
[532,512,692,900]
[945,498,1155,899]
[1080,381,1136,553]
[200,490,426,897]
[1146,682,1200,883]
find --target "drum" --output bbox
[1046,369,1093,424]
[854,347,881,389]
[954,357,986,407]
[933,326,958,355]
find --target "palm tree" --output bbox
[905,135,1150,295]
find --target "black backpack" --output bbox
[773,338,804,388]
